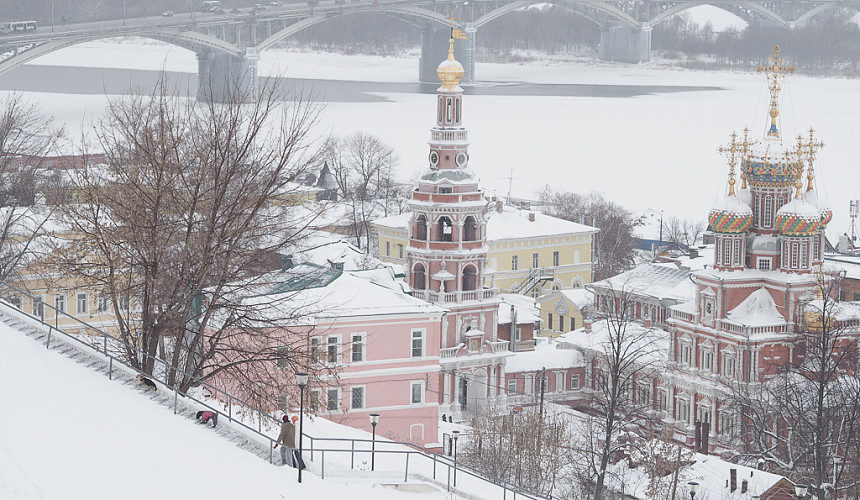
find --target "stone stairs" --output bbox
[0,308,279,467]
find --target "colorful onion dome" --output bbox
[741,139,803,189]
[803,188,833,228]
[774,197,822,236]
[709,194,753,234]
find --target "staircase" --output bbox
[0,306,278,465]
[509,267,554,295]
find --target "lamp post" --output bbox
[795,483,809,499]
[687,481,699,500]
[833,456,843,500]
[369,413,380,471]
[296,372,309,483]
[452,430,460,488]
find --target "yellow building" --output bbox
[373,202,598,296]
[535,288,593,337]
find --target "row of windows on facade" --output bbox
[278,380,428,414]
[411,264,478,291]
[676,340,742,379]
[717,235,823,270]
[508,372,582,395]
[594,370,739,437]
[412,215,480,243]
[274,330,427,368]
[11,293,129,317]
[598,296,667,323]
[545,313,576,332]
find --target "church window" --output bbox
[777,194,785,211]
[679,342,691,364]
[723,240,731,266]
[701,348,714,371]
[722,354,736,378]
[437,97,443,123]
[757,257,771,271]
[415,215,427,241]
[445,98,453,123]
[732,239,740,266]
[455,98,461,122]
[763,195,773,228]
[462,265,477,291]
[814,234,821,261]
[791,242,799,268]
[463,216,477,241]
[676,397,690,424]
[801,243,808,268]
[438,217,453,242]
[413,264,426,290]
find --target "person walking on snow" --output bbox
[274,415,296,467]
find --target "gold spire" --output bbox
[437,14,466,91]
[756,45,795,138]
[718,131,740,196]
[740,126,755,189]
[795,127,824,191]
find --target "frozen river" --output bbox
[2,40,859,243]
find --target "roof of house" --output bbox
[373,204,597,241]
[589,263,695,303]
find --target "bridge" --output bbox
[1,0,856,100]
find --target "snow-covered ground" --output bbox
[5,39,860,244]
[0,317,457,499]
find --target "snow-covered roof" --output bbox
[824,254,860,279]
[684,453,786,500]
[590,263,695,303]
[504,337,584,373]
[373,204,597,241]
[297,239,374,271]
[557,319,671,368]
[726,287,786,326]
[241,264,446,323]
[497,300,541,325]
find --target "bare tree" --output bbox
[0,93,63,281]
[663,216,705,252]
[460,405,578,498]
[320,132,399,250]
[540,188,637,280]
[579,283,664,500]
[730,270,860,498]
[56,77,330,401]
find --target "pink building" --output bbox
[218,263,446,446]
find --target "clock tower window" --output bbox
[415,215,427,241]
[439,217,453,242]
[463,265,478,291]
[463,216,478,241]
[413,264,426,290]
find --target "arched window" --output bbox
[439,217,453,242]
[462,265,478,291]
[455,98,461,122]
[413,264,426,290]
[763,195,773,228]
[463,216,477,241]
[415,215,427,241]
[437,97,444,123]
[445,98,453,123]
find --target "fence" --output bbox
[0,280,545,499]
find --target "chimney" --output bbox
[584,317,592,333]
[496,201,504,213]
[643,318,652,329]
[528,212,535,222]
[689,248,699,259]
[730,468,737,492]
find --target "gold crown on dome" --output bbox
[437,39,464,90]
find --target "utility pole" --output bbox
[539,367,546,416]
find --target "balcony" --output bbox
[431,130,468,142]
[488,340,510,353]
[441,344,462,359]
[412,288,498,304]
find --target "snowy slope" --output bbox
[0,319,446,500]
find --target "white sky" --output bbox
[6,37,860,244]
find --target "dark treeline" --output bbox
[652,9,860,75]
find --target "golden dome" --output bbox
[437,38,464,91]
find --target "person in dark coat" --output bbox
[196,410,218,427]
[274,415,297,467]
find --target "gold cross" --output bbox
[756,46,795,137]
[739,126,755,189]
[718,131,741,196]
[795,127,825,191]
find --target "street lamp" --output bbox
[452,430,461,488]
[296,372,309,483]
[369,413,380,471]
[795,484,808,499]
[833,456,844,500]
[687,481,699,500]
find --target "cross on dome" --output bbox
[756,45,795,138]
[718,131,741,196]
[795,127,825,192]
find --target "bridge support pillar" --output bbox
[598,23,651,63]
[197,49,259,103]
[419,24,476,84]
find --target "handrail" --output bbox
[0,280,284,463]
[0,280,546,498]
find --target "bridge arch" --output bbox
[475,0,638,30]
[649,1,786,28]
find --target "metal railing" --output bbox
[0,280,547,498]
